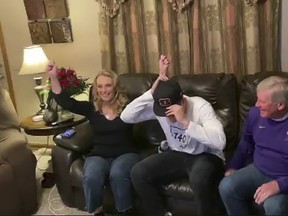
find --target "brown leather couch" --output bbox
[0,86,38,215]
[52,71,286,216]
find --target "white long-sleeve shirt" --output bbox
[121,90,226,160]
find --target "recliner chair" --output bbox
[0,85,38,215]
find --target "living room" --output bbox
[1,0,288,215]
[0,0,288,146]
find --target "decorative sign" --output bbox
[44,0,69,18]
[28,21,52,44]
[23,0,46,20]
[50,19,73,43]
[23,0,73,44]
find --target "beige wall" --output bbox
[0,0,101,145]
[281,0,288,71]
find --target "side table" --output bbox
[20,114,87,188]
[20,114,87,136]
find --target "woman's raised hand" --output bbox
[46,61,62,94]
[47,61,57,78]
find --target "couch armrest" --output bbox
[51,144,81,206]
[53,121,93,153]
[0,129,37,215]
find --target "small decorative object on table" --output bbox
[45,67,89,120]
[43,91,59,125]
[43,108,58,125]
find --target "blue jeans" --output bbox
[219,164,288,216]
[131,151,225,216]
[82,153,140,213]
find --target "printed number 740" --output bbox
[173,133,187,143]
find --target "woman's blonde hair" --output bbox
[92,70,128,115]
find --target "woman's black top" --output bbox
[54,92,136,158]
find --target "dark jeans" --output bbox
[130,151,225,216]
[219,164,288,216]
[83,153,140,213]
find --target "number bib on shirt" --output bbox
[170,125,191,150]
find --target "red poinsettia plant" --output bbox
[46,67,89,96]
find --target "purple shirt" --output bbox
[229,106,288,193]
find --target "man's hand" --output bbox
[225,168,236,176]
[151,76,168,94]
[254,180,280,204]
[159,55,170,79]
[165,98,189,127]
[151,55,170,94]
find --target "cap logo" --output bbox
[158,98,171,107]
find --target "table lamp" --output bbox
[19,45,49,117]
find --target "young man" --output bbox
[219,76,288,216]
[120,55,226,216]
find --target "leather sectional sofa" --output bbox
[52,71,287,216]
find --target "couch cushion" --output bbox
[70,158,84,187]
[118,73,158,102]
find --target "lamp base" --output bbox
[34,77,47,117]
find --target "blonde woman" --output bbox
[48,63,139,216]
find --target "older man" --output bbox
[219,76,288,216]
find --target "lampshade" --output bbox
[19,45,49,75]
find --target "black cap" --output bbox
[153,79,183,116]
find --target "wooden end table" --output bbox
[20,113,87,188]
[20,114,87,136]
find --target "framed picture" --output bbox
[28,21,52,44]
[24,0,47,20]
[50,19,73,43]
[44,0,69,18]
[24,0,72,44]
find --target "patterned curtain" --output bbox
[97,0,281,79]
